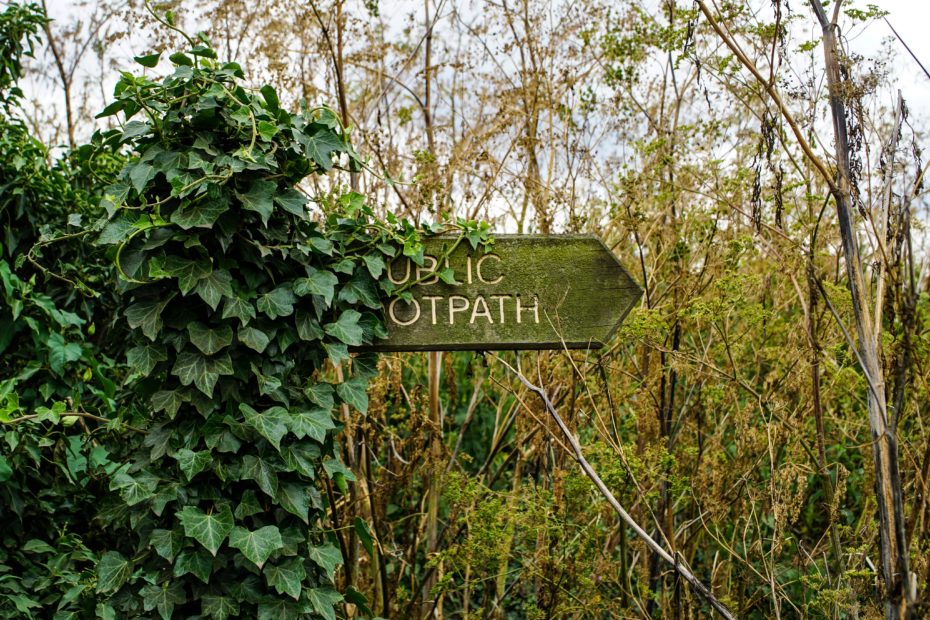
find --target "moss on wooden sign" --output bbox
[372,235,642,351]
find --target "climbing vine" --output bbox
[90,28,489,618]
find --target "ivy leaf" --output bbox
[264,557,306,600]
[301,127,345,171]
[151,390,185,418]
[172,350,233,397]
[222,296,256,325]
[95,551,132,594]
[235,489,263,520]
[323,341,349,365]
[337,270,380,308]
[294,268,338,306]
[307,587,343,620]
[260,84,280,110]
[140,582,186,620]
[257,600,299,620]
[195,269,234,311]
[150,528,184,563]
[240,454,279,497]
[282,441,320,478]
[47,332,83,373]
[173,548,213,584]
[240,404,289,451]
[238,325,270,353]
[229,525,283,569]
[305,383,335,410]
[177,504,234,556]
[307,542,343,582]
[171,199,228,229]
[134,52,161,67]
[352,352,380,380]
[187,322,233,355]
[161,256,212,295]
[110,471,158,506]
[173,448,212,481]
[324,309,364,346]
[362,254,385,278]
[295,311,323,342]
[237,179,276,224]
[336,376,369,414]
[257,286,296,319]
[275,482,312,524]
[287,408,335,443]
[127,342,167,377]
[126,294,175,341]
[202,595,240,620]
[128,161,156,194]
[274,189,308,218]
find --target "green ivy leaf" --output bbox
[362,254,385,278]
[307,587,343,620]
[202,595,240,620]
[324,309,364,346]
[195,269,234,311]
[110,471,158,506]
[264,557,306,600]
[229,525,283,569]
[160,256,212,295]
[295,310,324,342]
[173,448,212,481]
[294,268,338,306]
[275,482,313,524]
[240,404,289,451]
[238,325,270,352]
[260,84,280,110]
[47,332,83,373]
[187,321,233,355]
[222,296,256,325]
[240,454,279,497]
[336,375,369,414]
[173,548,213,584]
[287,408,335,443]
[234,489,263,520]
[125,294,175,341]
[337,270,380,308]
[140,582,186,620]
[95,551,132,594]
[177,504,234,556]
[134,52,161,67]
[301,127,345,171]
[274,188,308,218]
[237,179,276,224]
[323,341,349,365]
[281,441,320,478]
[127,342,167,377]
[257,286,296,319]
[172,350,233,397]
[171,199,228,229]
[128,161,156,194]
[305,383,335,410]
[150,528,184,563]
[151,390,185,418]
[257,600,299,620]
[307,542,343,582]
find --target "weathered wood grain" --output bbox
[370,235,642,351]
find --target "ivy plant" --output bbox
[92,35,489,618]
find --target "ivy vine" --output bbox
[92,35,489,619]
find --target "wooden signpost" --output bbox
[371,235,642,351]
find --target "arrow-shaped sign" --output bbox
[371,235,642,351]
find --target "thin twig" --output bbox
[494,355,736,620]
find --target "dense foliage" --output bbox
[4,0,930,618]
